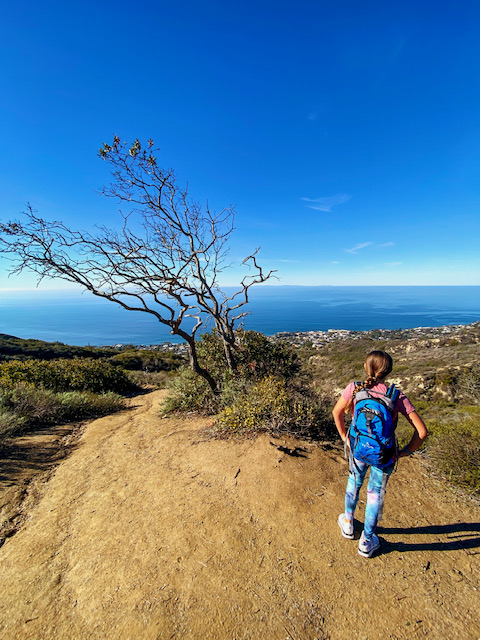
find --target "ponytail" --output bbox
[344,351,393,414]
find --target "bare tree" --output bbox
[0,137,275,393]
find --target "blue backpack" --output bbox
[349,384,399,467]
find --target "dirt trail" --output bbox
[0,390,479,639]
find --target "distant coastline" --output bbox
[1,286,478,347]
[97,321,480,354]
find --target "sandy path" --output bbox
[0,390,478,639]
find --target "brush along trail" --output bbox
[0,390,478,639]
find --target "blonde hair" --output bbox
[345,350,393,413]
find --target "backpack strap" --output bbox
[387,384,399,403]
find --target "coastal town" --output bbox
[105,321,479,354]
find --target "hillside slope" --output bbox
[0,390,479,639]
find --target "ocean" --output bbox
[0,286,478,346]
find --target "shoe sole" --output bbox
[358,541,381,558]
[337,515,354,539]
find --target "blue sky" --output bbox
[1,0,479,289]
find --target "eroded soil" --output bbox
[0,390,479,639]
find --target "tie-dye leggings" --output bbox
[345,458,395,540]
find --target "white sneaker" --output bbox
[337,513,354,539]
[358,532,380,558]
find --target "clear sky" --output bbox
[1,0,479,290]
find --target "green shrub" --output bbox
[108,349,184,372]
[0,358,132,393]
[162,366,217,414]
[163,330,334,440]
[216,375,333,437]
[57,390,125,421]
[0,409,23,439]
[197,329,300,387]
[162,330,303,416]
[0,382,125,439]
[0,383,60,425]
[126,369,173,389]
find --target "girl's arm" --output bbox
[398,411,428,457]
[332,395,349,442]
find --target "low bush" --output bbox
[216,375,333,438]
[0,383,60,426]
[0,382,125,439]
[57,390,125,422]
[197,329,300,385]
[0,409,23,439]
[0,358,132,393]
[164,329,302,411]
[163,330,335,440]
[163,367,217,414]
[108,349,184,372]
[398,400,480,494]
[126,369,173,390]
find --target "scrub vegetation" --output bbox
[0,334,185,442]
[163,329,334,440]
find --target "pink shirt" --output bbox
[341,381,415,421]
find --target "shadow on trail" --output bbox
[0,424,83,485]
[0,400,138,486]
[269,442,309,458]
[0,423,89,548]
[377,522,480,554]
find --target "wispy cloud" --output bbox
[302,193,351,212]
[385,261,403,267]
[331,261,340,264]
[345,242,372,254]
[308,112,319,121]
[379,242,395,248]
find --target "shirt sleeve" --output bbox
[341,381,356,401]
[396,391,416,417]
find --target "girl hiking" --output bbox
[332,350,428,558]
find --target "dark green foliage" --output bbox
[165,329,301,415]
[0,358,132,393]
[197,329,300,386]
[108,349,184,372]
[0,333,115,362]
